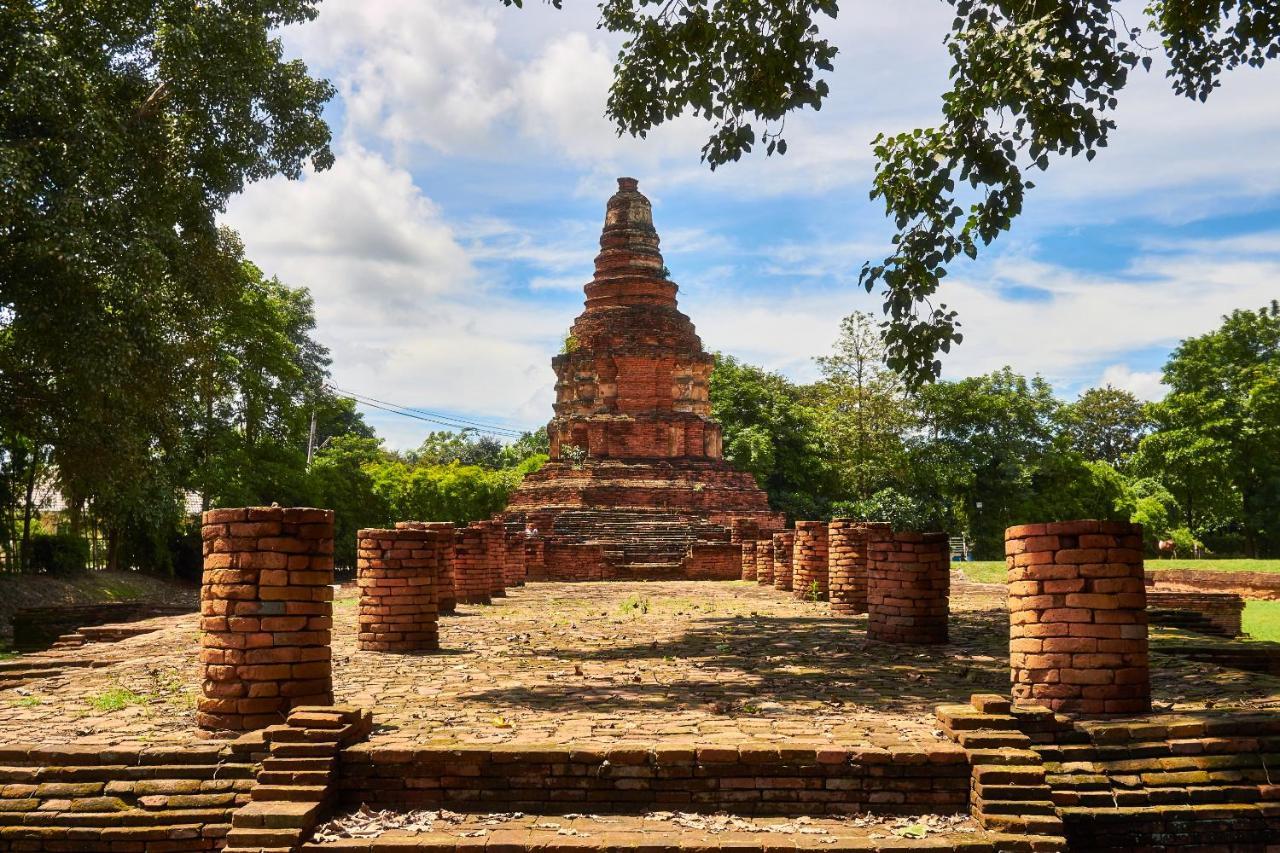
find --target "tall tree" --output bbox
[1065,385,1151,468]
[509,0,1280,383]
[1137,302,1280,555]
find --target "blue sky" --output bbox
[222,0,1280,449]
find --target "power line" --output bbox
[325,384,528,438]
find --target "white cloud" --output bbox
[1098,365,1166,402]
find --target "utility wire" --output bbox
[325,384,527,437]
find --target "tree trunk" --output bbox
[20,455,37,572]
[106,527,120,572]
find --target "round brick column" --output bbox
[772,531,794,592]
[741,540,758,581]
[866,531,949,644]
[453,526,492,605]
[1006,520,1149,716]
[504,527,527,587]
[829,520,882,615]
[396,521,457,614]
[478,520,507,598]
[792,521,829,601]
[357,528,442,652]
[198,507,334,732]
[755,538,774,585]
[730,518,759,547]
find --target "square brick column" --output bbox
[1006,520,1149,716]
[504,527,528,587]
[477,520,507,598]
[741,540,758,581]
[729,517,760,546]
[395,521,457,614]
[453,526,492,605]
[198,507,334,732]
[793,521,829,601]
[356,528,443,652]
[866,531,949,644]
[755,538,774,585]
[772,531,794,592]
[830,520,885,615]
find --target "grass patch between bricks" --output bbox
[87,687,146,712]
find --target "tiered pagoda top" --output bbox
[547,178,721,461]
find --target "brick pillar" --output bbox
[741,540,758,581]
[730,517,760,547]
[478,520,507,598]
[792,521,829,601]
[830,520,882,615]
[395,521,457,614]
[503,527,527,587]
[356,527,442,652]
[866,531,949,644]
[755,538,775,585]
[453,526,492,605]
[198,507,334,732]
[772,531,794,592]
[1006,520,1149,716]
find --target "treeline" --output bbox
[711,303,1280,560]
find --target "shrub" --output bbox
[26,533,90,574]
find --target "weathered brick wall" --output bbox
[523,536,546,581]
[772,531,794,592]
[356,528,442,653]
[866,531,949,644]
[730,517,759,545]
[1006,520,1149,716]
[336,742,970,816]
[683,542,741,580]
[1145,568,1280,600]
[792,521,829,601]
[199,507,334,732]
[1146,590,1244,637]
[543,542,608,581]
[0,740,260,851]
[829,520,882,616]
[755,538,774,585]
[395,521,457,614]
[453,526,492,605]
[740,540,757,582]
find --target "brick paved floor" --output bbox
[1,579,1277,746]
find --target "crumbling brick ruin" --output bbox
[1006,520,1150,715]
[502,179,782,579]
[356,527,443,652]
[198,507,334,732]
[866,531,950,644]
[792,521,829,601]
[452,525,493,605]
[829,519,881,615]
[772,530,794,592]
[395,521,457,614]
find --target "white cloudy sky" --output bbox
[222,0,1280,448]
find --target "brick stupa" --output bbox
[504,178,782,580]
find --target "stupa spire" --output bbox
[584,177,677,310]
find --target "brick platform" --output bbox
[452,526,492,605]
[793,521,829,601]
[395,521,457,614]
[755,537,775,585]
[198,507,335,732]
[773,530,795,592]
[1146,590,1244,637]
[1006,520,1150,716]
[866,531,949,644]
[356,528,443,653]
[741,539,757,582]
[830,520,882,615]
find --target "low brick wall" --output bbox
[740,540,757,582]
[683,542,740,580]
[773,531,794,592]
[866,531,949,644]
[395,521,457,614]
[0,739,261,851]
[336,742,970,816]
[1146,590,1244,637]
[755,538,774,585]
[198,507,334,732]
[542,542,608,581]
[792,521,828,601]
[729,517,760,547]
[356,528,443,652]
[1146,568,1280,600]
[1006,520,1149,716]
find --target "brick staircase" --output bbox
[939,694,1280,851]
[535,510,732,578]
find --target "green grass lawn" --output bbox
[962,559,1280,585]
[1243,601,1280,643]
